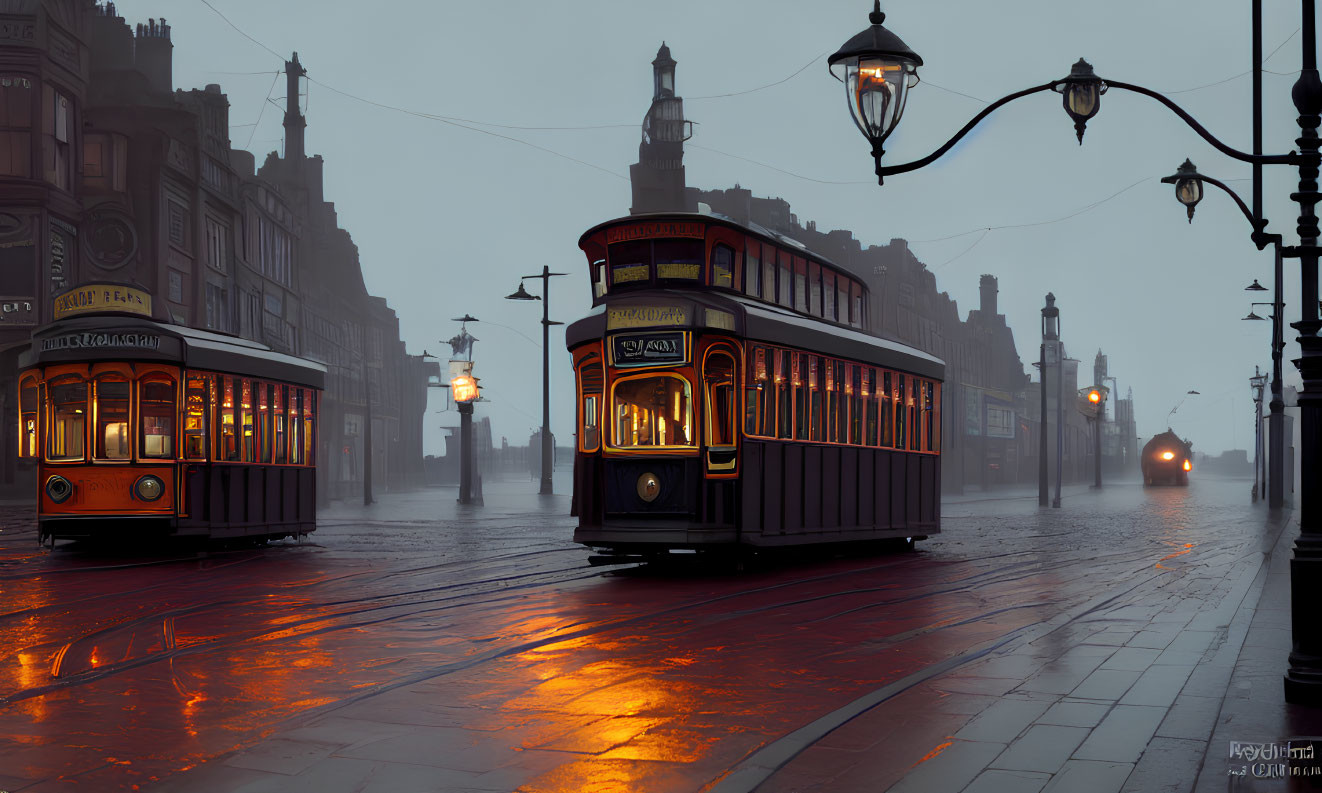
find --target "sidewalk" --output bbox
[736,508,1322,793]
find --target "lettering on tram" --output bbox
[612,332,686,366]
[17,289,326,545]
[568,212,946,561]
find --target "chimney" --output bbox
[284,52,307,162]
[133,17,172,96]
[979,274,998,315]
[90,3,134,74]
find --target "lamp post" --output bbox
[506,266,567,496]
[1251,368,1269,502]
[447,315,481,505]
[1079,386,1107,488]
[1040,294,1059,507]
[829,0,1322,702]
[1103,375,1119,471]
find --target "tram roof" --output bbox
[19,314,327,389]
[579,211,855,281]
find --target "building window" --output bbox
[205,216,228,273]
[205,283,229,332]
[45,86,71,190]
[0,77,32,178]
[167,200,189,247]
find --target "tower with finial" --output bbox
[629,42,695,214]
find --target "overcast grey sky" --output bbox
[132,0,1305,457]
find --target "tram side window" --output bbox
[908,376,921,451]
[257,382,272,463]
[612,375,693,447]
[849,365,863,445]
[303,390,316,465]
[706,352,736,446]
[776,349,792,438]
[609,241,651,287]
[893,374,907,450]
[591,259,607,298]
[184,375,208,460]
[578,358,604,452]
[922,380,937,452]
[19,378,38,458]
[240,379,255,462]
[711,244,734,289]
[792,354,809,441]
[823,271,837,322]
[809,263,822,317]
[793,257,807,313]
[273,384,286,463]
[95,377,130,460]
[837,279,849,326]
[880,371,894,448]
[851,282,865,329]
[656,239,702,282]
[288,388,303,465]
[863,368,879,446]
[777,250,792,308]
[47,379,86,461]
[810,355,825,441]
[761,243,776,303]
[219,378,239,461]
[139,379,175,458]
[744,239,761,298]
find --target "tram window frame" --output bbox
[609,372,695,449]
[256,382,272,463]
[849,365,863,445]
[288,388,303,465]
[138,376,176,459]
[851,282,865,329]
[930,382,942,452]
[810,355,825,441]
[908,376,921,451]
[776,349,792,438]
[793,257,808,313]
[239,379,255,462]
[608,240,651,288]
[823,270,837,322]
[893,373,907,450]
[711,244,735,290]
[745,346,767,437]
[577,356,604,453]
[46,376,87,462]
[879,371,894,448]
[777,250,792,308]
[792,353,809,441]
[19,376,38,458]
[272,383,286,463]
[219,377,239,462]
[863,368,879,447]
[704,350,737,447]
[591,258,607,298]
[922,380,936,452]
[304,390,316,465]
[809,262,822,317]
[94,375,131,461]
[761,243,776,303]
[744,238,761,298]
[184,374,209,460]
[655,239,703,283]
[837,279,849,327]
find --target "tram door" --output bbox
[703,346,738,476]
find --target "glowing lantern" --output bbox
[452,375,478,403]
[1183,460,1192,471]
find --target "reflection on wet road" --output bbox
[0,474,1275,791]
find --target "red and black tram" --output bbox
[567,213,944,555]
[17,309,324,543]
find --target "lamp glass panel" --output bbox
[845,57,913,143]
[1066,82,1099,118]
[1176,178,1202,206]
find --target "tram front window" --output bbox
[48,379,86,461]
[140,379,175,458]
[95,377,130,460]
[612,375,693,448]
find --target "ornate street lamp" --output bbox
[1055,59,1107,144]
[505,266,567,496]
[1246,279,1268,292]
[1160,159,1205,222]
[828,1,923,178]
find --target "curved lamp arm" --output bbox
[874,75,1306,185]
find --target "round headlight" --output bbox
[45,475,72,504]
[135,475,164,502]
[637,472,661,503]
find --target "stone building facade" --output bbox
[0,1,434,499]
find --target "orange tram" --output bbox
[567,213,945,557]
[17,314,325,544]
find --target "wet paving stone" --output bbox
[991,725,1091,773]
[1073,705,1168,763]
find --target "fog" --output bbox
[138,0,1299,457]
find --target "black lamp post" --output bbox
[1040,294,1059,507]
[1251,368,1269,502]
[832,1,1321,703]
[506,266,567,496]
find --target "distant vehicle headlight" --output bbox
[135,475,164,502]
[1161,451,1176,461]
[45,475,72,504]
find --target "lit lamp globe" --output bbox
[1055,59,1107,144]
[829,1,923,172]
[1160,159,1205,223]
[452,375,479,404]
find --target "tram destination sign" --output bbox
[41,331,161,352]
[612,332,687,366]
[606,305,688,329]
[604,221,705,244]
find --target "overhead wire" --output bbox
[245,70,281,150]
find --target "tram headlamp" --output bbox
[135,475,164,502]
[1183,460,1192,472]
[1161,451,1176,461]
[637,472,661,503]
[45,475,72,504]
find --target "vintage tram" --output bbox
[17,291,324,543]
[1141,430,1193,486]
[567,213,944,555]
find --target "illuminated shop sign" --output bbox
[53,284,152,319]
[604,222,705,244]
[612,332,687,366]
[41,332,161,352]
[606,305,688,329]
